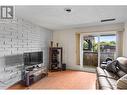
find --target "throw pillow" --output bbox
[106,60,119,73]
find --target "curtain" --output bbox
[117,31,123,57]
[75,33,80,65]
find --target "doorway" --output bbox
[81,33,117,72]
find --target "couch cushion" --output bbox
[117,57,127,73]
[100,86,112,90]
[107,78,117,89]
[98,76,113,89]
[96,67,119,79]
[116,74,127,89]
[103,69,119,80]
[96,67,106,77]
[117,57,127,65]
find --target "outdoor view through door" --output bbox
[83,36,98,67]
[83,34,116,68]
[100,35,116,64]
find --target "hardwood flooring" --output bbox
[8,70,96,90]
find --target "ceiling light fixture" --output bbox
[101,18,116,22]
[64,8,72,13]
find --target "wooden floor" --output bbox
[8,70,96,90]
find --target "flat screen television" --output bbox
[23,51,43,66]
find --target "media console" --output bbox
[22,64,48,86]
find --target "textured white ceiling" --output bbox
[15,6,127,31]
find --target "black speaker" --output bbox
[62,64,66,71]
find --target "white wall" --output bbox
[0,18,52,89]
[53,30,80,70]
[53,23,124,70]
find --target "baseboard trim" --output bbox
[66,66,96,73]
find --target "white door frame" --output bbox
[80,34,84,68]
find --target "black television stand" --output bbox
[22,64,48,86]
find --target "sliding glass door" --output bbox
[100,35,116,64]
[83,34,116,67]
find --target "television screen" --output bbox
[24,51,43,66]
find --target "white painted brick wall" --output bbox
[0,18,52,89]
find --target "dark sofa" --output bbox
[96,57,127,90]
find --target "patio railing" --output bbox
[83,52,115,67]
[83,52,98,67]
